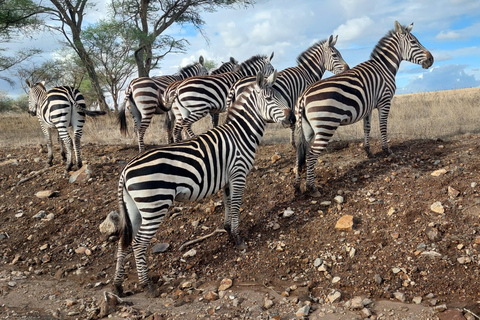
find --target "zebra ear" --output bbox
[199,56,204,65]
[266,70,278,87]
[394,21,403,33]
[406,22,414,33]
[327,35,337,47]
[255,71,265,91]
[269,52,274,61]
[230,57,237,64]
[25,79,31,87]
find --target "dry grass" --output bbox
[1,87,479,149]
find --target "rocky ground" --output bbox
[1,135,480,319]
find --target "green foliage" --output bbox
[0,0,43,41]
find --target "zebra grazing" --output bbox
[113,70,295,298]
[170,53,275,142]
[294,21,434,197]
[163,57,240,143]
[225,35,349,148]
[25,80,106,171]
[118,56,208,152]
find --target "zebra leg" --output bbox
[58,130,74,172]
[173,119,184,143]
[363,113,374,158]
[132,227,161,298]
[72,128,83,169]
[44,127,54,167]
[137,115,153,153]
[222,185,232,234]
[290,126,296,149]
[57,132,67,162]
[378,106,392,156]
[210,113,219,128]
[305,132,335,198]
[224,179,247,249]
[183,111,209,139]
[113,241,129,297]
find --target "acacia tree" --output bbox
[112,0,254,77]
[82,20,137,112]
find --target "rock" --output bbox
[393,291,406,302]
[283,207,294,218]
[183,249,197,258]
[263,298,274,309]
[152,243,170,254]
[40,244,48,251]
[434,304,448,312]
[218,278,232,291]
[430,201,444,214]
[204,291,219,301]
[426,226,441,241]
[69,164,93,183]
[387,207,396,216]
[98,291,125,318]
[374,274,383,284]
[332,276,341,284]
[271,153,281,163]
[392,267,401,274]
[333,195,344,204]
[99,211,120,236]
[334,215,354,231]
[296,305,310,318]
[327,290,341,303]
[412,296,422,304]
[75,247,87,254]
[361,308,372,318]
[431,168,447,176]
[313,258,323,267]
[349,296,363,310]
[457,256,472,264]
[448,186,460,197]
[421,250,442,258]
[33,210,46,219]
[35,190,57,199]
[0,159,19,166]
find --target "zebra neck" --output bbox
[226,97,266,146]
[297,60,326,82]
[370,36,402,76]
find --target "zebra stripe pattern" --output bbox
[225,36,349,148]
[113,70,295,297]
[26,80,106,171]
[163,57,240,143]
[118,56,208,152]
[171,53,275,142]
[295,21,434,197]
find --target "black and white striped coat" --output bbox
[118,56,208,152]
[113,70,295,298]
[225,36,349,148]
[170,53,275,142]
[295,21,434,197]
[26,80,105,171]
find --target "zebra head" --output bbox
[323,35,350,74]
[237,53,275,78]
[395,21,434,69]
[209,57,239,75]
[178,55,209,78]
[255,70,295,127]
[25,79,46,116]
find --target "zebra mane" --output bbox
[370,24,409,60]
[177,62,202,76]
[296,39,328,66]
[237,55,267,73]
[35,82,47,91]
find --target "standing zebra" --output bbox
[162,57,239,143]
[26,80,106,171]
[295,21,434,197]
[170,53,275,142]
[118,56,208,152]
[225,35,349,148]
[113,70,295,298]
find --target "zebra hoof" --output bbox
[236,240,247,251]
[112,283,124,297]
[307,186,321,198]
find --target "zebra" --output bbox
[25,80,106,171]
[118,56,208,153]
[294,21,434,197]
[225,35,349,148]
[112,70,295,298]
[170,53,275,142]
[163,57,240,143]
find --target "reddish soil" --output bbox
[1,136,479,319]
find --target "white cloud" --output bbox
[333,17,375,43]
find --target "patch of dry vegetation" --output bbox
[0,87,478,149]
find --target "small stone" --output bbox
[75,247,87,254]
[350,296,363,310]
[327,290,341,303]
[334,215,354,231]
[271,153,281,163]
[361,308,372,318]
[182,249,197,258]
[40,244,48,251]
[152,243,170,254]
[320,201,331,206]
[426,226,441,242]
[392,267,401,274]
[283,207,294,218]
[457,256,472,264]
[430,201,444,214]
[393,291,406,302]
[313,258,323,267]
[437,309,466,320]
[421,251,442,258]
[69,164,93,184]
[33,210,47,219]
[264,298,274,309]
[44,213,54,221]
[431,168,447,176]
[332,276,341,284]
[15,211,24,218]
[448,186,460,197]
[374,274,383,284]
[35,190,57,199]
[296,305,310,318]
[99,211,120,236]
[218,278,232,291]
[387,207,396,216]
[334,195,344,204]
[434,304,448,312]
[204,291,218,301]
[10,254,21,265]
[65,299,76,307]
[412,296,422,304]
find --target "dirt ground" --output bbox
[1,135,480,319]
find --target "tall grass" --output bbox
[0,87,479,149]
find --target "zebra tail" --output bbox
[85,110,107,117]
[118,103,128,137]
[164,109,175,134]
[295,101,311,172]
[118,175,133,250]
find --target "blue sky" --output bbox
[2,0,480,96]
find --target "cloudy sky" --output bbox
[3,0,480,96]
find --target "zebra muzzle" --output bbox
[422,51,434,69]
[282,110,296,128]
